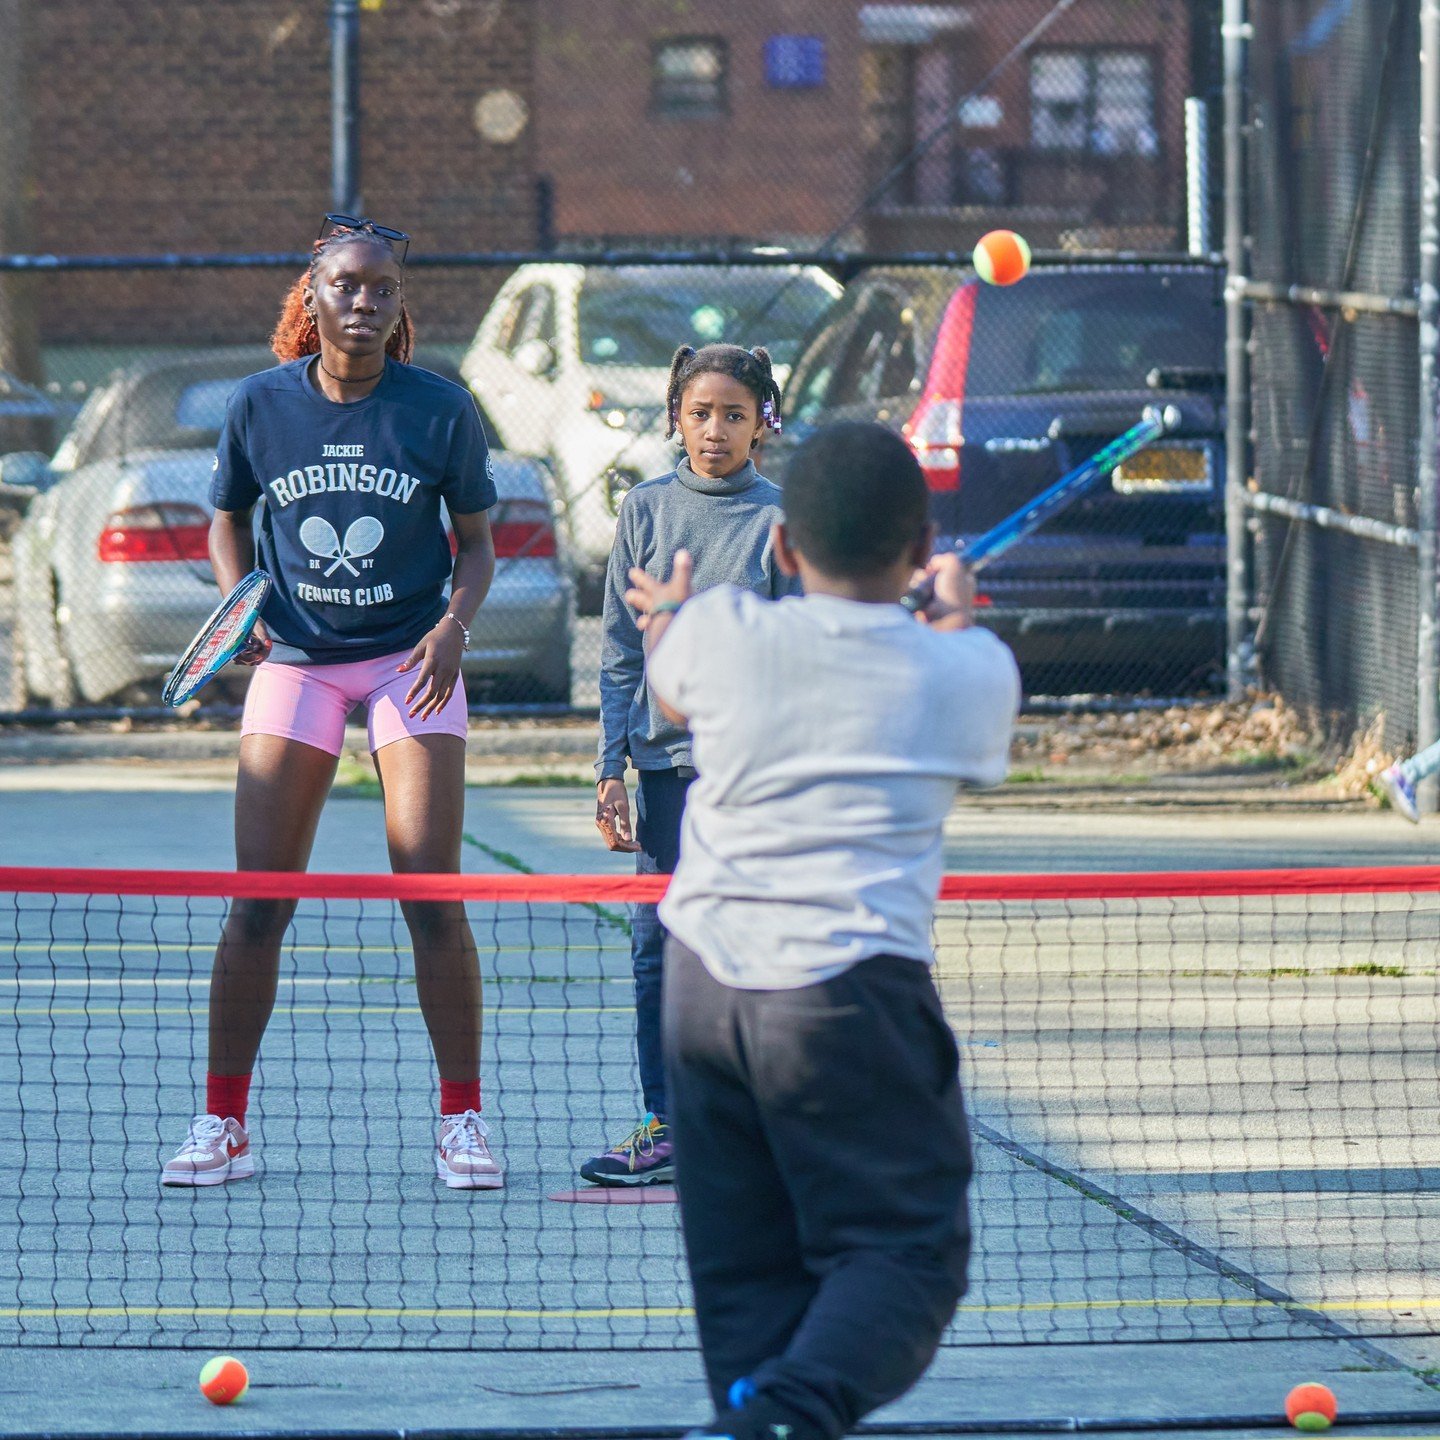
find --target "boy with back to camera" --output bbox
[625,420,1020,1440]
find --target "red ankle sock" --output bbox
[206,1072,252,1128]
[440,1078,481,1116]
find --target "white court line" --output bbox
[0,975,628,988]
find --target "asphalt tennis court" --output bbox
[4,786,1440,1435]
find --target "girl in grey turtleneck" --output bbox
[582,343,800,1188]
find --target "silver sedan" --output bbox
[7,351,573,707]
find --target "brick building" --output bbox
[2,0,1205,360]
[532,0,1201,253]
[533,0,866,247]
[11,0,538,347]
[860,0,1201,252]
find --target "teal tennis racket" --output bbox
[902,404,1181,612]
[162,570,271,708]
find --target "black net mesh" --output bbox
[5,871,1440,1353]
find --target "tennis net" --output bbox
[2,865,1439,1354]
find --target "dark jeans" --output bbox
[664,940,972,1440]
[631,767,693,1120]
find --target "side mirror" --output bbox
[0,451,56,502]
[513,337,557,380]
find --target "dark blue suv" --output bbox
[769,262,1226,695]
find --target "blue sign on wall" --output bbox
[765,35,826,89]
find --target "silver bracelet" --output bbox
[444,612,471,649]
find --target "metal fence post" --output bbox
[1186,98,1211,257]
[1223,0,1252,700]
[1418,0,1440,804]
[331,0,361,214]
[0,0,44,448]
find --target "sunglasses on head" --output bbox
[318,213,410,264]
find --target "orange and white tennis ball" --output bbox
[1285,1382,1337,1431]
[973,229,1032,286]
[199,1355,249,1405]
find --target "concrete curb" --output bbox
[0,724,600,765]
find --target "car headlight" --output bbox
[588,393,664,433]
[604,467,642,514]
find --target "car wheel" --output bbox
[42,577,78,709]
[574,564,607,617]
[3,614,30,710]
[542,454,605,616]
[496,673,571,705]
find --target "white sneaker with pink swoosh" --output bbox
[437,1109,504,1189]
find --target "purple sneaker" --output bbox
[1379,763,1421,823]
[579,1112,674,1186]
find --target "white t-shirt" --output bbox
[649,586,1020,990]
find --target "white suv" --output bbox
[460,263,841,608]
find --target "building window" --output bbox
[1030,50,1157,156]
[652,38,727,117]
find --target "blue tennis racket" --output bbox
[902,404,1181,613]
[162,569,271,708]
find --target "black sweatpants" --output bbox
[663,939,973,1440]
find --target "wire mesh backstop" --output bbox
[1237,0,1430,750]
[0,252,1229,716]
[0,0,1227,719]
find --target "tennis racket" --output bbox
[902,404,1181,612]
[162,569,271,708]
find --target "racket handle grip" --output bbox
[900,576,935,614]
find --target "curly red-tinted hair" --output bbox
[270,230,415,363]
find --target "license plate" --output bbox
[1111,446,1212,495]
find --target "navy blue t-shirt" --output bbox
[210,357,496,664]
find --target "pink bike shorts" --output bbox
[241,650,469,757]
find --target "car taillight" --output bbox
[97,503,210,563]
[904,398,963,491]
[491,499,557,559]
[904,283,976,493]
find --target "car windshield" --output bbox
[964,272,1222,396]
[174,378,241,432]
[578,269,836,368]
[60,360,264,468]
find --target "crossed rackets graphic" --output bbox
[298,515,385,577]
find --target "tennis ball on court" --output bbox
[199,1355,249,1405]
[1285,1382,1337,1431]
[973,229,1031,286]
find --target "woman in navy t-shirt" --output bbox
[161,217,504,1191]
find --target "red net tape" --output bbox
[1,865,1439,902]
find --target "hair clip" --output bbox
[763,399,782,434]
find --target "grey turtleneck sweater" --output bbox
[597,455,800,780]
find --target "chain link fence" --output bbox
[0,0,1222,719]
[1240,0,1424,747]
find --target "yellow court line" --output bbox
[6,1004,635,1017]
[1,1304,692,1321]
[951,1295,1440,1315]
[7,1297,1440,1322]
